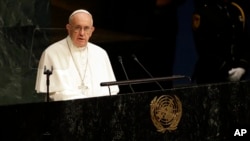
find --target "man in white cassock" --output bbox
[35,9,119,101]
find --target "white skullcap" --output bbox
[68,9,92,22]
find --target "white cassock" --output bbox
[35,36,119,101]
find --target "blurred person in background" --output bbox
[192,0,250,84]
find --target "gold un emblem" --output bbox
[150,95,182,133]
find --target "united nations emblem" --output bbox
[150,95,182,133]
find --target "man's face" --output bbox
[66,12,94,47]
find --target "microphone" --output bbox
[118,56,135,93]
[132,54,164,91]
[43,66,53,102]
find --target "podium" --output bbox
[0,80,250,140]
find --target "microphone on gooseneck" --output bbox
[118,56,135,93]
[131,54,164,91]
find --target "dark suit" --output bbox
[192,0,250,84]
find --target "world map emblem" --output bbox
[150,95,182,133]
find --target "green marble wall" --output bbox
[0,0,50,105]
